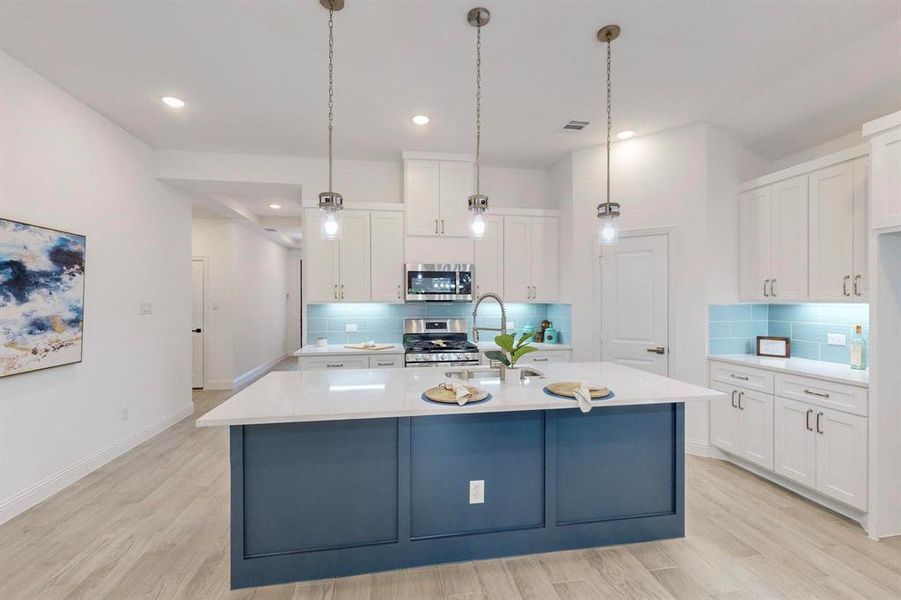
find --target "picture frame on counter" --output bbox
[756,336,791,358]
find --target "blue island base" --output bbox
[229,404,684,589]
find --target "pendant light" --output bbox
[596,24,621,245]
[318,0,344,240]
[467,7,490,240]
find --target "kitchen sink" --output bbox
[444,366,545,382]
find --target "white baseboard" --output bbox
[233,354,287,389]
[685,437,710,457]
[0,402,194,525]
[205,379,234,390]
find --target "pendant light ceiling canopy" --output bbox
[597,24,621,246]
[467,7,489,240]
[318,0,344,240]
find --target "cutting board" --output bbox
[344,343,394,351]
[544,382,610,398]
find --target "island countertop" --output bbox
[196,361,723,427]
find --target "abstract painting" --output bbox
[1,219,86,377]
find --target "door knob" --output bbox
[192,328,202,333]
[646,346,666,354]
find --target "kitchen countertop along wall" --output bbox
[307,303,572,346]
[708,303,869,365]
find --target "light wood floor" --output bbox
[2,359,900,600]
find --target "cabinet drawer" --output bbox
[775,374,867,416]
[710,362,774,393]
[519,351,571,365]
[369,355,402,369]
[299,356,370,371]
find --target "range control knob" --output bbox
[439,353,449,361]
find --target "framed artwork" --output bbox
[1,219,86,377]
[756,336,790,358]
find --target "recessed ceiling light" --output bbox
[411,115,430,125]
[617,130,635,140]
[162,96,185,108]
[269,203,282,209]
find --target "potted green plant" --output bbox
[484,332,538,383]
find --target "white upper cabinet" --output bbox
[740,149,869,303]
[865,117,901,231]
[304,209,340,303]
[404,160,441,236]
[473,214,503,297]
[302,208,373,303]
[530,217,559,302]
[739,186,773,301]
[502,216,559,303]
[770,176,808,300]
[404,158,474,237]
[370,211,404,303]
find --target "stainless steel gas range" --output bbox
[402,319,481,368]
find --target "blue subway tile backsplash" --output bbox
[307,303,572,346]
[708,303,869,365]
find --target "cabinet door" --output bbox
[370,211,405,302]
[710,382,741,455]
[337,210,371,302]
[770,176,808,300]
[370,355,402,368]
[474,214,504,297]
[405,160,441,236]
[737,388,774,470]
[530,217,559,302]
[438,161,476,237]
[809,162,854,301]
[815,408,868,510]
[303,208,339,302]
[774,397,817,489]
[869,127,901,230]
[503,216,532,302]
[740,187,772,301]
[852,157,869,299]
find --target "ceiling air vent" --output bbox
[561,120,590,132]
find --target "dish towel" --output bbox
[443,381,473,406]
[573,383,605,413]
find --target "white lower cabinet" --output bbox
[712,359,868,513]
[710,381,772,469]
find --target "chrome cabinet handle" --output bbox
[334,284,338,300]
[376,361,393,366]
[854,275,861,296]
[532,357,548,362]
[843,275,851,296]
[737,391,745,410]
[646,346,666,354]
[816,411,824,434]
[730,390,737,408]
[326,363,344,368]
[340,283,345,299]
[763,279,770,297]
[770,279,777,297]
[805,408,813,431]
[434,218,439,234]
[730,373,749,381]
[803,388,829,398]
[397,284,401,299]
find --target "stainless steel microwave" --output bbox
[405,264,473,302]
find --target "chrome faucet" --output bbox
[471,292,507,343]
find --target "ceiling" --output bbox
[1,1,899,167]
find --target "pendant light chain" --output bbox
[475,19,482,195]
[605,34,611,206]
[327,4,335,194]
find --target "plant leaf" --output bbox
[494,333,515,353]
[484,350,510,366]
[515,332,536,348]
[510,345,538,365]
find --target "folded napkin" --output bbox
[443,381,474,406]
[573,383,606,413]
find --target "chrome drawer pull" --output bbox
[532,357,548,362]
[803,388,829,399]
[326,363,344,368]
[729,374,749,381]
[376,361,393,366]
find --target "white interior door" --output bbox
[600,234,669,375]
[191,259,204,389]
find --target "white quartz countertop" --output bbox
[477,342,573,352]
[709,354,869,387]
[196,361,724,427]
[294,344,404,357]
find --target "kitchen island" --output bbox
[197,362,723,589]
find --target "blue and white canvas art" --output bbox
[1,219,86,377]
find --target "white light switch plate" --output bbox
[345,323,358,332]
[827,333,846,346]
[469,480,485,504]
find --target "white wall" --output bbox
[286,249,302,354]
[567,124,768,450]
[0,52,192,523]
[769,130,865,171]
[191,219,235,388]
